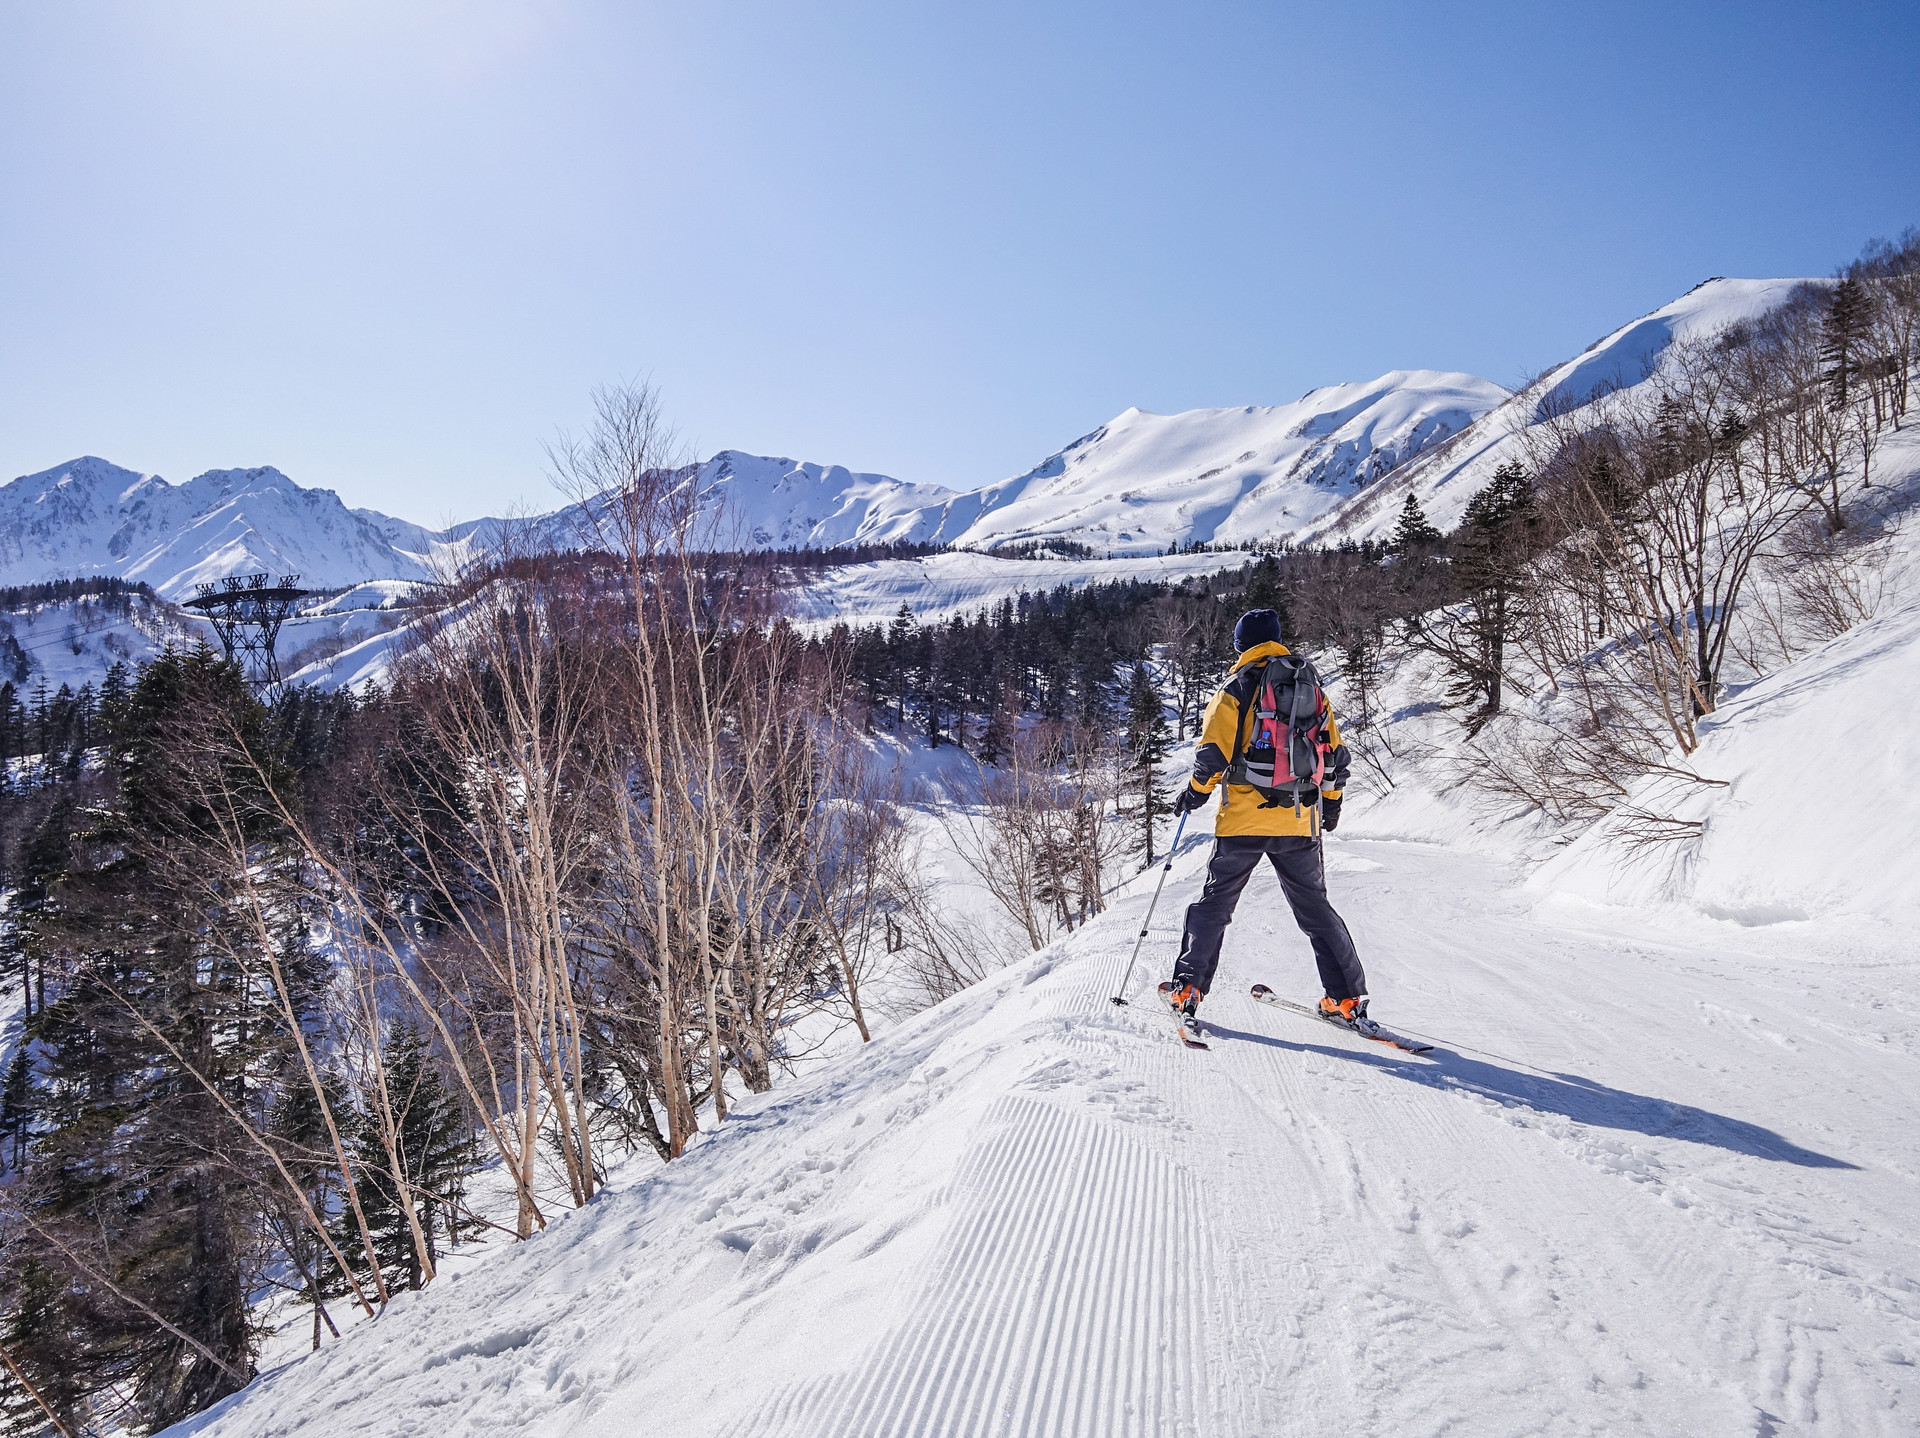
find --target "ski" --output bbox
[1249,984,1434,1055]
[1159,982,1210,1049]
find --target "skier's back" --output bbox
[1164,608,1374,1031]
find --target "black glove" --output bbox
[1173,784,1210,817]
[1320,795,1342,832]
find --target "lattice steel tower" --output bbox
[181,572,309,686]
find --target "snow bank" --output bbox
[1532,521,1920,946]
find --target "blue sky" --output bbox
[2,1,1916,525]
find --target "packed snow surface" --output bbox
[168,827,1919,1436]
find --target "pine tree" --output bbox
[265,1066,355,1350]
[0,1046,31,1172]
[1391,492,1443,555]
[1821,275,1873,411]
[7,648,275,1427]
[976,684,1018,766]
[1124,662,1173,866]
[352,1025,480,1293]
[1420,462,1538,732]
[886,604,916,729]
[1239,557,1293,640]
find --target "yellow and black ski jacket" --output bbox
[1182,640,1349,838]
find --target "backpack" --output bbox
[1225,655,1331,810]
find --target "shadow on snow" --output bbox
[1198,1023,1857,1169]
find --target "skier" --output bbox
[1163,608,1372,1032]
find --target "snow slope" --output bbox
[0,588,207,691]
[1522,424,1920,947]
[783,549,1253,629]
[166,817,1919,1436]
[911,371,1506,556]
[1301,279,1816,545]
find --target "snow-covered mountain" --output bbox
[1300,278,1818,546]
[0,378,1501,599]
[0,450,961,601]
[0,457,446,599]
[912,370,1507,554]
[0,279,1813,604]
[692,450,960,549]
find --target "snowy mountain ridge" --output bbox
[1300,277,1821,545]
[910,369,1508,554]
[1,372,1503,599]
[0,456,449,600]
[2,277,1806,598]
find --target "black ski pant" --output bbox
[1172,835,1366,1000]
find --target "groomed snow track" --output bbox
[170,839,1920,1438]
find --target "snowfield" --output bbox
[165,822,1920,1436]
[782,549,1255,630]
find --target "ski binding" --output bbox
[1158,981,1210,1049]
[1249,984,1434,1054]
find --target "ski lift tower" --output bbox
[181,572,309,686]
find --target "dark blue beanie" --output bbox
[1234,608,1282,651]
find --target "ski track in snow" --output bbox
[167,840,1920,1438]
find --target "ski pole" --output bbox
[1109,811,1189,1006]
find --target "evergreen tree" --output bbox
[1444,462,1538,730]
[1391,492,1443,555]
[1239,557,1293,644]
[887,605,920,733]
[351,1025,480,1293]
[0,630,27,685]
[7,647,275,1428]
[265,1065,356,1350]
[1821,275,1873,411]
[0,1045,32,1173]
[1123,662,1173,866]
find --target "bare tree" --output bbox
[940,725,1126,951]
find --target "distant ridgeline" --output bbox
[0,575,160,611]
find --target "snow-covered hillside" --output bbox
[1303,278,1816,545]
[164,819,1919,1437]
[783,549,1254,629]
[912,371,1507,555]
[0,586,207,690]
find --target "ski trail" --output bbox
[736,1094,1204,1437]
[163,836,1920,1438]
